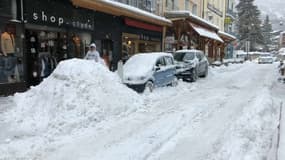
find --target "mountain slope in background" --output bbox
[254,0,285,31]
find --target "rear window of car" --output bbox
[174,52,186,61]
[174,52,195,61]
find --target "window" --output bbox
[156,57,166,67]
[0,0,12,17]
[0,23,24,84]
[185,0,190,10]
[184,52,195,61]
[192,4,197,15]
[165,56,174,65]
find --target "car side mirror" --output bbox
[154,66,160,71]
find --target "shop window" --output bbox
[122,32,161,58]
[25,28,91,85]
[0,23,24,84]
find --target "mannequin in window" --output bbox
[70,34,82,58]
[1,25,17,83]
[1,26,15,56]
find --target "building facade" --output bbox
[202,0,226,32]
[224,0,236,58]
[158,0,202,17]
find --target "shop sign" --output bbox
[225,17,232,24]
[207,3,223,17]
[24,0,94,30]
[139,34,161,42]
[31,11,93,30]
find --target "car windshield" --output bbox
[174,52,195,61]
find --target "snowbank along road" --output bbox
[0,60,284,160]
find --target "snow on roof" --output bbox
[8,59,142,135]
[191,24,223,42]
[165,10,219,30]
[235,50,247,55]
[218,31,236,40]
[102,0,171,25]
[175,49,203,53]
[124,52,172,78]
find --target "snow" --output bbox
[0,60,284,160]
[218,31,237,40]
[191,24,223,42]
[103,0,171,24]
[0,59,143,159]
[165,10,219,30]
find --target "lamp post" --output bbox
[246,23,254,61]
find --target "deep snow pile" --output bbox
[3,59,142,136]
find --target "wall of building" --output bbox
[158,0,202,17]
[203,0,226,31]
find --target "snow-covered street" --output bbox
[0,60,284,160]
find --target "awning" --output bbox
[71,0,172,27]
[189,23,223,43]
[165,11,219,31]
[218,31,236,42]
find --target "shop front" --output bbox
[71,0,171,63]
[122,18,162,59]
[23,0,95,86]
[164,11,224,62]
[0,0,26,95]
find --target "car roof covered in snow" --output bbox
[175,49,203,53]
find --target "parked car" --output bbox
[174,49,209,82]
[123,52,177,93]
[258,56,274,64]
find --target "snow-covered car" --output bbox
[174,49,209,82]
[258,56,274,64]
[123,52,177,93]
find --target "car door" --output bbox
[197,52,207,74]
[163,56,176,84]
[153,57,167,87]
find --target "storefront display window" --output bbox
[122,32,161,57]
[25,28,92,85]
[0,23,24,84]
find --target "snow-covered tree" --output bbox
[262,15,273,51]
[236,0,264,51]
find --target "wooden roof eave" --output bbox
[71,0,172,27]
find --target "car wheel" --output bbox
[171,77,178,87]
[201,66,208,78]
[144,81,154,93]
[191,68,198,82]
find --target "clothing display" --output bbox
[38,52,57,78]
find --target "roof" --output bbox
[190,23,223,42]
[165,10,219,31]
[71,0,172,26]
[134,52,173,59]
[218,31,236,41]
[175,49,203,53]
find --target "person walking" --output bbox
[84,43,100,62]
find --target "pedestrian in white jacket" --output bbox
[85,43,100,62]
